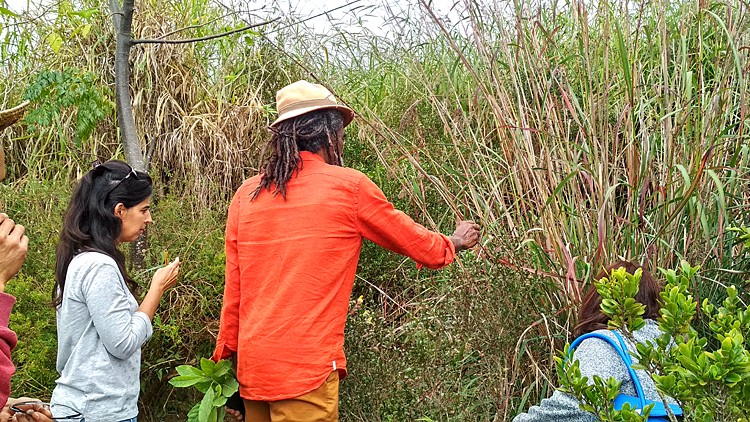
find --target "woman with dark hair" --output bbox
[50,160,180,422]
[513,260,675,421]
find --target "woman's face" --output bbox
[114,197,152,243]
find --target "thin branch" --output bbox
[262,0,363,35]
[131,19,278,45]
[152,12,241,40]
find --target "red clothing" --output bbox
[213,151,456,401]
[0,292,17,406]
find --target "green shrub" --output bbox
[557,262,750,421]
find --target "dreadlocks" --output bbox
[253,109,345,199]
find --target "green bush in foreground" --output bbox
[168,358,238,422]
[557,262,750,421]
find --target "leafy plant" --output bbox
[168,358,239,422]
[557,262,750,421]
[22,68,112,144]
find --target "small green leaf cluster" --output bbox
[168,359,239,422]
[22,68,112,145]
[635,262,750,421]
[595,266,647,333]
[728,225,750,249]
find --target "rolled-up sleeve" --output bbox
[82,263,152,360]
[0,293,17,407]
[356,176,455,269]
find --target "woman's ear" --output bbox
[113,203,126,218]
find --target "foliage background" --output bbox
[0,0,748,420]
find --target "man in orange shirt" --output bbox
[213,80,480,422]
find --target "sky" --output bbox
[3,0,467,37]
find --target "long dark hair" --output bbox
[254,109,345,199]
[53,160,153,307]
[574,260,662,336]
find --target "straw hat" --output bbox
[270,80,354,128]
[0,101,30,181]
[0,101,30,131]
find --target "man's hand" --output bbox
[0,214,29,292]
[225,407,243,422]
[0,402,53,422]
[449,220,480,252]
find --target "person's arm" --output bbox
[0,294,16,408]
[512,390,598,422]
[212,190,242,362]
[82,262,153,360]
[356,176,479,269]
[0,214,24,407]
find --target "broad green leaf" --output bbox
[70,8,98,19]
[187,403,200,422]
[0,7,18,17]
[46,32,63,54]
[212,360,232,378]
[79,24,92,38]
[200,358,216,376]
[212,394,227,407]
[169,374,206,388]
[199,387,215,422]
[176,365,205,377]
[222,377,239,397]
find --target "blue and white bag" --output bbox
[568,330,683,421]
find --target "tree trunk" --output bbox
[110,0,147,272]
[110,0,145,172]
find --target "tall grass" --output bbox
[1,0,748,420]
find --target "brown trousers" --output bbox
[243,371,339,422]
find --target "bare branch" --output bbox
[263,0,363,35]
[131,19,278,45]
[152,12,240,40]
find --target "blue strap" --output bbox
[568,331,647,410]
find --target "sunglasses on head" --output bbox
[91,160,139,195]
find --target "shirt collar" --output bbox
[300,151,326,163]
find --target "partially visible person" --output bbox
[213,80,481,422]
[0,101,50,422]
[0,214,28,406]
[51,160,180,422]
[513,260,675,422]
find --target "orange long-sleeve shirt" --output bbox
[212,151,456,401]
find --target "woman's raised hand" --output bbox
[151,257,180,294]
[138,257,181,320]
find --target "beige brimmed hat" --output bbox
[0,101,30,182]
[270,80,354,128]
[0,101,30,132]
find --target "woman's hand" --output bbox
[138,257,181,320]
[150,257,180,295]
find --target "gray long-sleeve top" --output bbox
[513,320,672,422]
[51,252,152,422]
